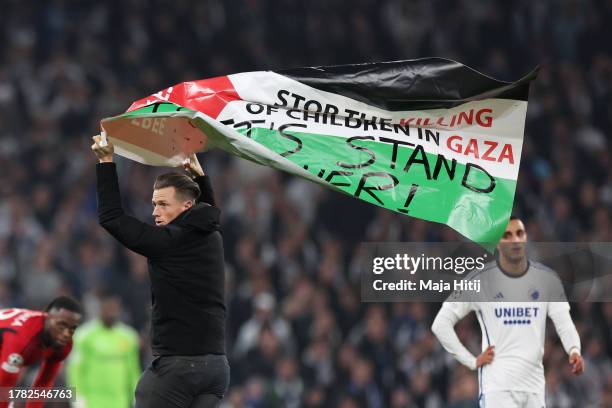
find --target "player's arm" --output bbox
[32,342,71,389]
[0,374,18,408]
[0,325,26,396]
[31,357,61,387]
[23,354,65,408]
[92,136,178,257]
[548,301,584,375]
[432,302,492,370]
[184,153,216,206]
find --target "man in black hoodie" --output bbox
[91,135,229,408]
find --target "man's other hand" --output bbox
[183,153,205,178]
[569,351,585,375]
[91,135,114,163]
[476,345,495,368]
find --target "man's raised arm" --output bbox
[183,154,216,206]
[92,136,175,257]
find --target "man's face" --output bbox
[497,219,528,263]
[152,187,193,226]
[46,308,81,348]
[100,297,121,327]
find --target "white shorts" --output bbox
[479,391,545,408]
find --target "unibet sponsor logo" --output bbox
[494,307,539,318]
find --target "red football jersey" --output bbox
[0,308,72,408]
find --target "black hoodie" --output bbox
[96,163,225,355]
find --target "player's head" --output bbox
[99,292,122,327]
[152,172,201,226]
[44,296,82,348]
[496,215,528,264]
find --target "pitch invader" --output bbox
[432,216,584,408]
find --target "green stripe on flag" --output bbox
[243,126,514,248]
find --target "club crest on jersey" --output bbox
[529,288,540,300]
[2,353,23,373]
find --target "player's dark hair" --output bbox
[45,296,83,315]
[154,173,201,202]
[509,214,521,221]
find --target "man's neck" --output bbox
[498,257,529,277]
[40,329,53,348]
[101,320,115,328]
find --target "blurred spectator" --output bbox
[270,356,304,408]
[302,338,334,387]
[353,305,396,391]
[20,240,63,308]
[346,357,384,408]
[234,292,295,358]
[446,367,478,408]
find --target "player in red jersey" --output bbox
[0,296,82,408]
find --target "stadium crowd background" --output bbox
[0,0,611,407]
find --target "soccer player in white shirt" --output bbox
[431,217,584,408]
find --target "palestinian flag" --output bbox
[100,58,537,248]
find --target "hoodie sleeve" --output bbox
[194,175,216,207]
[97,163,178,257]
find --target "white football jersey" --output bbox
[433,261,581,395]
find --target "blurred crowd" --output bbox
[0,0,611,407]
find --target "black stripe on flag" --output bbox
[277,57,538,111]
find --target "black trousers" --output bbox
[135,354,230,408]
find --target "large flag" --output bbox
[100,58,537,248]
